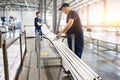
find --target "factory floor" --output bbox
[18,37,120,80]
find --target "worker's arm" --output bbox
[37,22,42,26]
[56,19,74,38]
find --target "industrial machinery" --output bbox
[0,16,21,32]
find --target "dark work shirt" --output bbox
[66,10,82,36]
[34,17,42,30]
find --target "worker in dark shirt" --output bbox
[34,12,42,39]
[56,3,84,58]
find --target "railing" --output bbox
[1,31,27,80]
[84,34,120,55]
[41,24,102,80]
[83,25,120,35]
[35,31,41,80]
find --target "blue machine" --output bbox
[0,16,22,32]
[1,17,7,22]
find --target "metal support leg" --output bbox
[24,31,27,52]
[19,34,23,66]
[115,44,118,55]
[97,40,99,55]
[36,32,41,80]
[92,39,94,49]
[71,35,75,53]
[2,40,9,80]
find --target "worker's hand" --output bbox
[56,32,62,39]
[40,23,43,26]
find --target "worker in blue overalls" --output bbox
[56,3,84,59]
[34,11,42,40]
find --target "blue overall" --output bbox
[67,31,84,58]
[66,10,84,58]
[34,17,42,35]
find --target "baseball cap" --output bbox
[59,3,70,10]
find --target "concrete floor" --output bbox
[18,38,120,80]
[18,38,72,80]
[83,44,120,80]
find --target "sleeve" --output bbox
[69,11,77,21]
[35,18,39,26]
[35,18,39,22]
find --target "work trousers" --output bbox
[35,29,42,40]
[67,32,84,58]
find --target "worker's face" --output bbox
[37,13,41,17]
[61,7,68,14]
